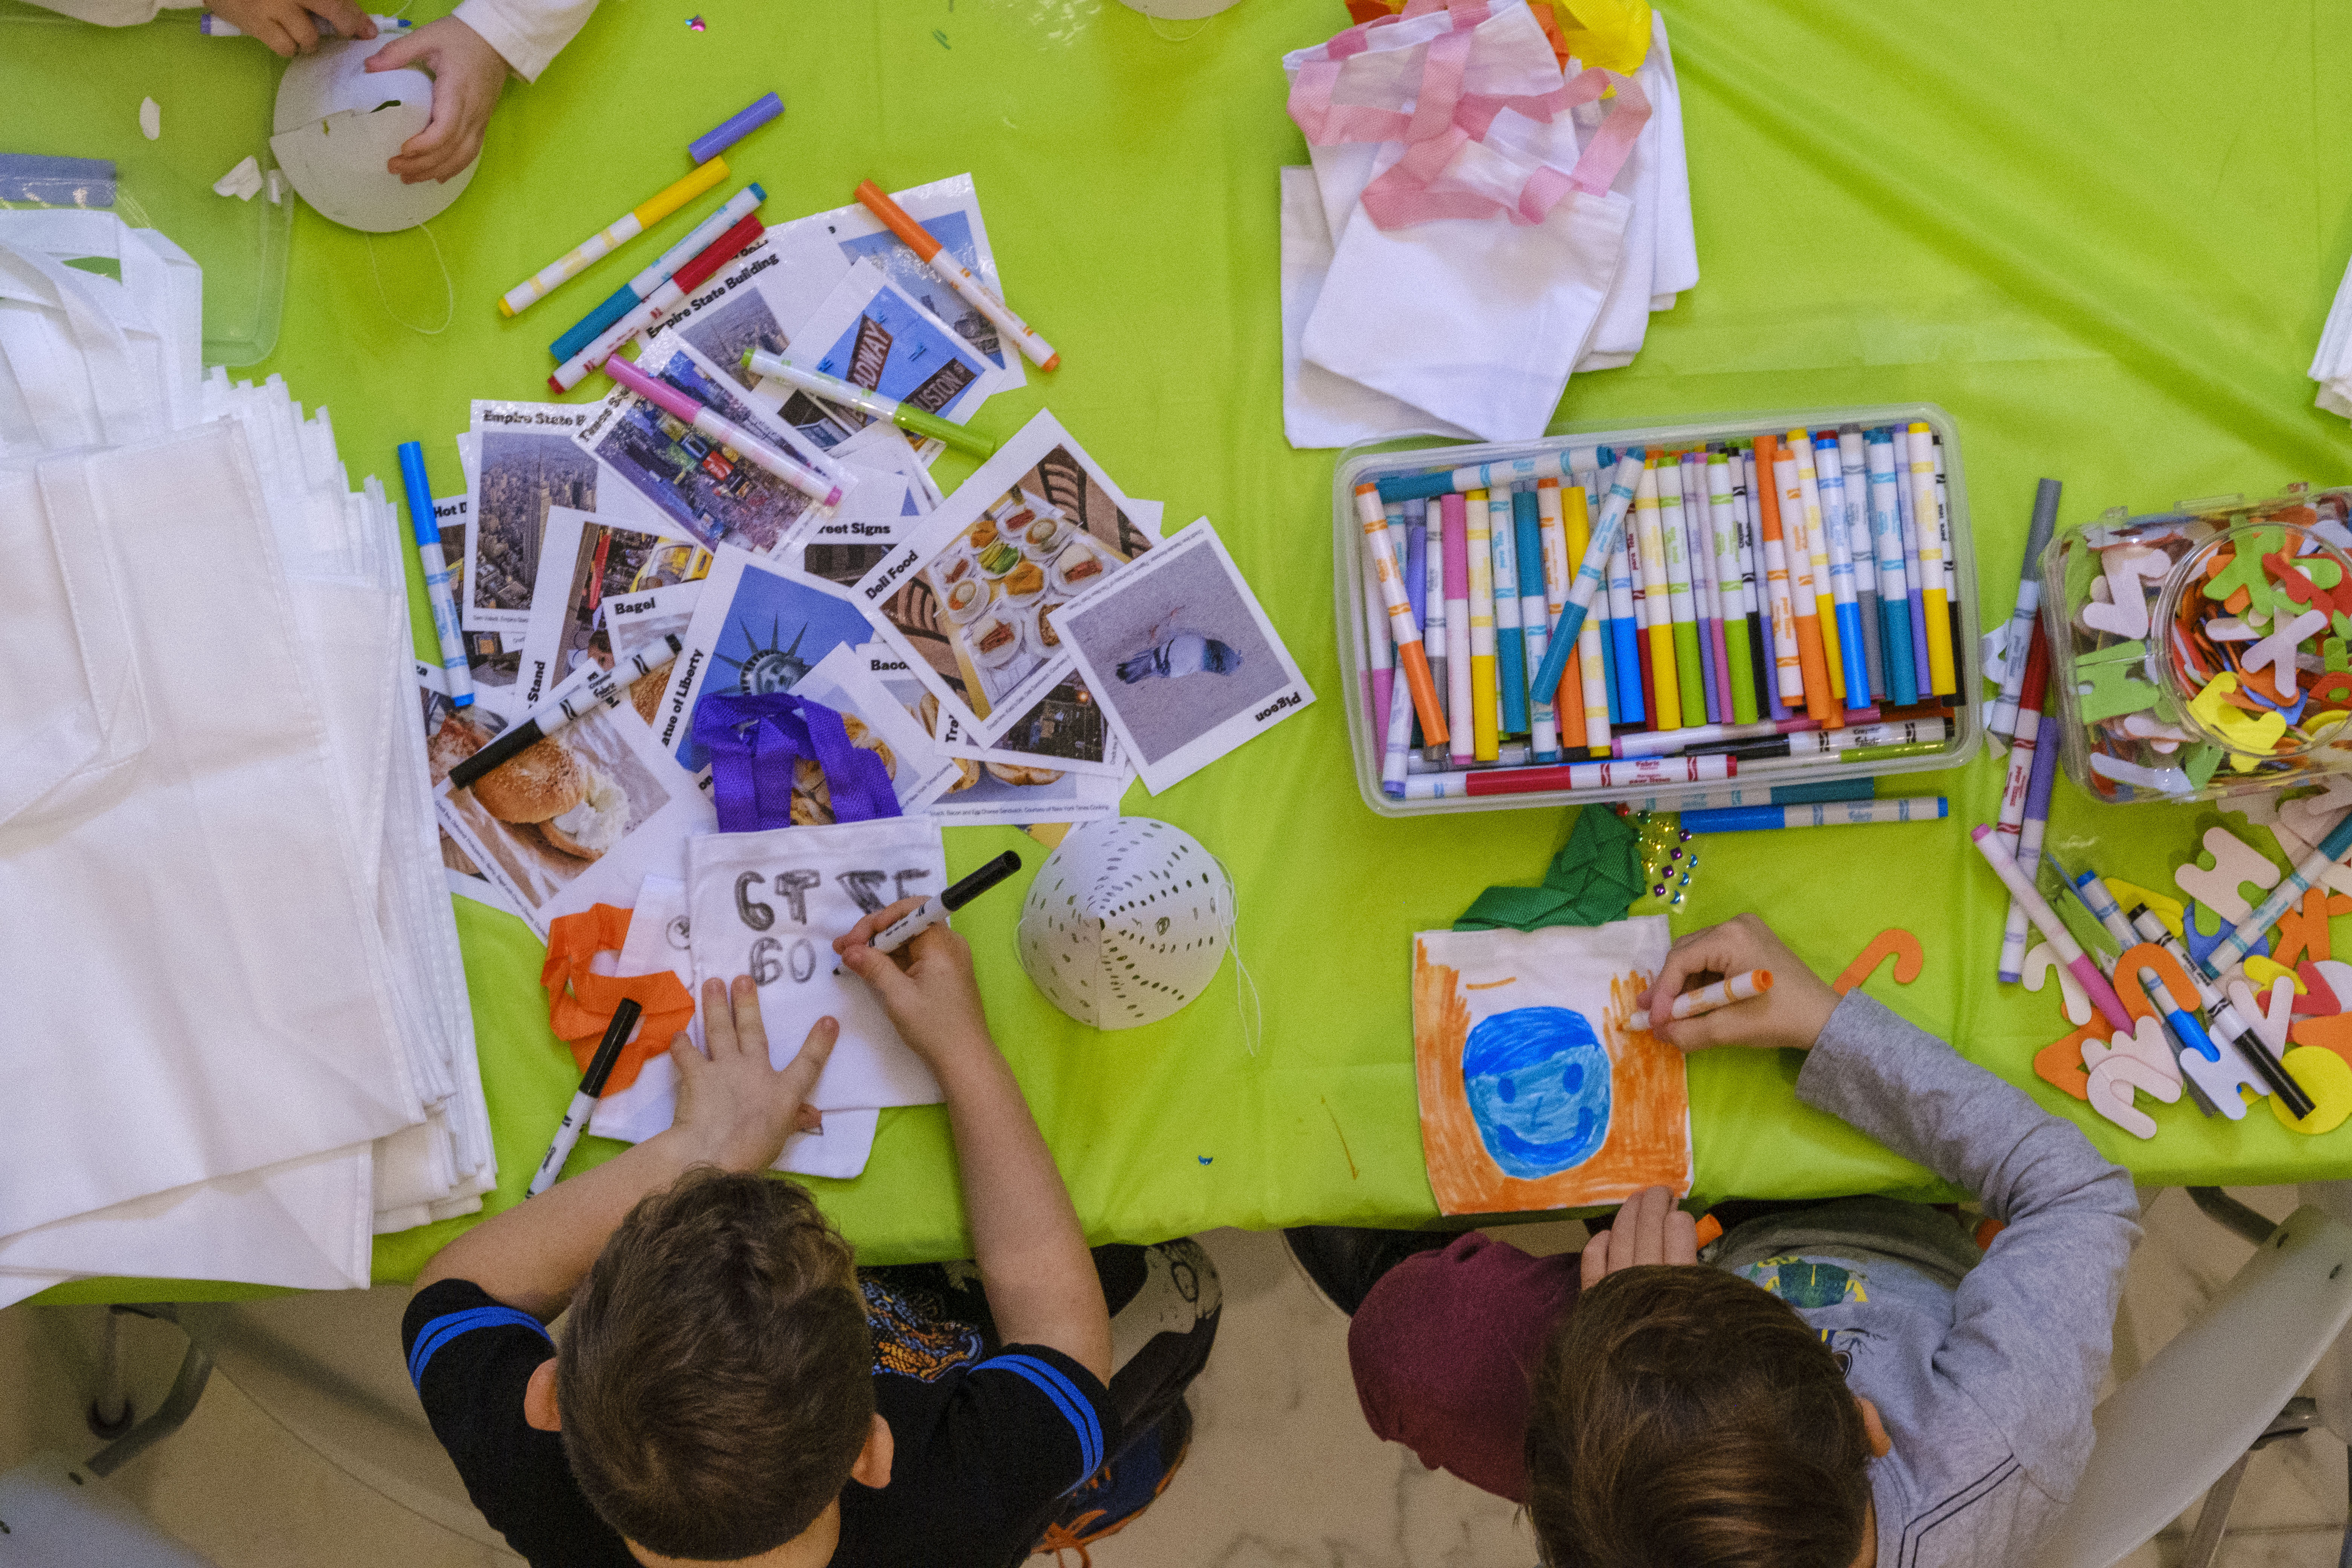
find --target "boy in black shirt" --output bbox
[403,902,1192,1568]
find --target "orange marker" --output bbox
[854,179,1059,371]
[1755,435,1836,724]
[1355,484,1449,747]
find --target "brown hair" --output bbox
[558,1167,875,1559]
[1524,1265,1874,1568]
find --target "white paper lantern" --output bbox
[1018,818,1232,1028]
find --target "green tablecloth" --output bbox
[19,0,2352,1304]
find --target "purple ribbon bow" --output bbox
[692,691,900,833]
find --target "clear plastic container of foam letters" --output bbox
[1332,405,1984,818]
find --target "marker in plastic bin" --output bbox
[1406,502,1431,720]
[1514,488,1559,760]
[855,180,1058,370]
[744,348,997,458]
[1683,797,1948,834]
[1989,479,2063,744]
[1754,435,1822,717]
[1631,460,1683,727]
[1969,824,2133,1032]
[1536,481,1583,755]
[602,356,844,508]
[1834,428,1886,698]
[551,210,765,391]
[688,93,784,164]
[1996,707,2063,982]
[2203,812,2352,976]
[1389,753,1735,801]
[1441,493,1474,766]
[398,441,470,708]
[1670,969,1773,1018]
[1698,719,1946,763]
[502,158,729,318]
[1739,739,1948,776]
[1463,489,1502,760]
[1562,482,1613,755]
[553,185,767,363]
[1932,435,1961,698]
[1738,450,1782,721]
[1614,712,1879,760]
[1374,449,1568,504]
[1490,492,1532,738]
[1908,424,1956,694]
[1525,451,1645,708]
[1890,428,1931,697]
[1688,449,1733,726]
[1420,502,1447,763]
[1658,459,1707,728]
[1784,432,1847,705]
[1351,482,1449,750]
[1708,452,1761,725]
[1864,429,1920,708]
[1810,433,1874,709]
[1358,510,1395,743]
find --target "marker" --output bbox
[1388,753,1735,800]
[502,158,730,318]
[1658,459,1707,727]
[1373,450,1569,503]
[2069,866,2143,951]
[1359,509,1395,744]
[398,441,471,708]
[1998,691,2064,982]
[1990,622,2052,938]
[1560,482,1612,755]
[1811,433,1873,709]
[855,179,1058,369]
[1514,487,1560,760]
[1526,451,1645,705]
[446,638,683,789]
[1670,970,1773,1019]
[1890,425,1932,698]
[1688,450,1733,726]
[870,851,1023,954]
[1490,491,1532,738]
[602,355,845,509]
[1535,481,1582,755]
[1738,738,1948,775]
[2203,812,2352,975]
[528,999,642,1197]
[1909,424,1956,694]
[1354,483,1450,750]
[2102,900,2225,1116]
[1406,503,1433,748]
[202,10,407,34]
[2127,904,2317,1121]
[1754,435,1822,717]
[1864,430,1920,707]
[1706,453,1760,726]
[1834,428,1885,698]
[1682,797,1948,833]
[1615,777,1877,814]
[1932,436,1961,697]
[1989,479,2063,743]
[552,184,766,363]
[1632,460,1683,726]
[688,92,784,164]
[1615,712,1884,759]
[1418,501,1446,762]
[1465,488,1501,760]
[1737,451,1779,720]
[1442,494,1475,766]
[1969,825,2132,1032]
[743,347,997,459]
[1696,719,1946,762]
[1785,432,1849,706]
[550,209,766,391]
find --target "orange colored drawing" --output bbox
[1834,928,1924,996]
[1412,939,1691,1216]
[2033,1020,2104,1102]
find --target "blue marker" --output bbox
[1864,429,1919,707]
[550,184,767,362]
[1513,487,1560,760]
[1814,433,1876,707]
[1887,425,1933,698]
[1488,492,1531,737]
[1374,450,1570,504]
[1527,449,1646,708]
[1681,796,1948,833]
[398,441,471,709]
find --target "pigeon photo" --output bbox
[1052,520,1313,794]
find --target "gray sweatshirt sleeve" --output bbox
[1796,991,2141,1502]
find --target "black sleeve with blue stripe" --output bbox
[838,1341,1117,1565]
[399,1280,635,1568]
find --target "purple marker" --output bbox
[688,93,784,164]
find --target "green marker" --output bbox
[1707,452,1761,725]
[742,348,998,459]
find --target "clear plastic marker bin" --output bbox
[2040,484,2352,805]
[1333,406,1983,818]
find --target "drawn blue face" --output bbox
[1461,1006,1612,1180]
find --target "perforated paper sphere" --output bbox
[1017,818,1232,1029]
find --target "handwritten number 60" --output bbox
[748,935,817,986]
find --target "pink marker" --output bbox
[601,356,845,510]
[1968,825,2132,1032]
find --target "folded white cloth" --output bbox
[2314,242,2352,418]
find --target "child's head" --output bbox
[556,1167,876,1561]
[1524,1265,1877,1568]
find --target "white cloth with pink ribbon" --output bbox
[1279,0,1695,447]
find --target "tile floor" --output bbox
[0,1187,2343,1566]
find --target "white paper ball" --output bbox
[1017,818,1231,1029]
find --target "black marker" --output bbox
[870,851,1022,954]
[447,634,683,790]
[528,998,641,1197]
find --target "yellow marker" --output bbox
[500,158,730,317]
[1787,430,1844,700]
[1632,460,1681,725]
[1465,489,1500,760]
[1908,423,1955,694]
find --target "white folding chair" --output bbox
[2030,1189,2352,1568]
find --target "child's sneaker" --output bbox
[1033,1398,1194,1565]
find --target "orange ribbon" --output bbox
[541,904,695,1095]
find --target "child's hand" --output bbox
[203,0,376,55]
[1635,912,1841,1052]
[1579,1185,1699,1286]
[363,16,507,185]
[835,900,996,1073]
[668,976,833,1173]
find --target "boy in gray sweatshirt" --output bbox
[1293,913,2141,1568]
